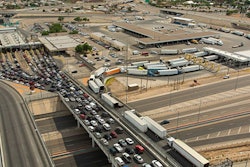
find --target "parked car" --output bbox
[152,160,163,167]
[115,157,125,166]
[134,154,144,164]
[100,138,109,146]
[122,152,132,163]
[114,143,123,152]
[125,138,134,145]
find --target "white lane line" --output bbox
[249,126,250,133]
[228,129,231,135]
[196,137,199,141]
[237,127,242,134]
[207,134,210,139]
[216,131,221,137]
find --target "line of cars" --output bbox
[0,48,164,167]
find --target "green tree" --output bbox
[75,43,92,54]
[49,23,63,33]
[58,16,64,22]
[41,31,49,36]
[74,17,82,22]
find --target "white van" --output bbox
[89,102,97,109]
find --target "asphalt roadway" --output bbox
[0,81,52,167]
[128,74,250,112]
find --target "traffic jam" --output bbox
[0,48,164,167]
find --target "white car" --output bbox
[98,118,106,125]
[115,157,125,167]
[74,109,80,114]
[152,160,163,167]
[114,143,123,153]
[85,105,91,111]
[103,123,111,131]
[90,120,98,127]
[88,126,95,132]
[100,138,109,146]
[125,138,134,145]
[83,120,90,126]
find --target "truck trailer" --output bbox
[159,49,179,55]
[168,138,209,167]
[88,80,100,94]
[101,93,119,108]
[94,78,105,91]
[142,116,167,139]
[127,69,148,76]
[158,69,179,76]
[182,48,198,53]
[124,110,147,133]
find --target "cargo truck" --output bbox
[194,51,208,57]
[124,110,147,133]
[88,80,100,94]
[101,93,119,108]
[231,30,244,36]
[158,69,179,76]
[104,67,121,76]
[159,49,179,55]
[142,116,167,139]
[94,67,107,77]
[94,78,105,91]
[127,69,148,76]
[181,65,201,73]
[182,48,198,53]
[168,138,209,167]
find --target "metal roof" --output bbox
[203,47,249,62]
[113,22,218,45]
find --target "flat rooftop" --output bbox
[114,22,218,45]
[39,36,81,52]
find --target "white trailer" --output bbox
[207,37,223,46]
[170,60,189,67]
[171,139,209,167]
[88,80,100,94]
[132,50,140,55]
[181,65,201,73]
[101,93,119,108]
[147,65,168,70]
[144,62,162,69]
[204,55,219,61]
[159,49,179,55]
[94,67,107,77]
[158,69,179,76]
[131,61,149,67]
[127,69,148,76]
[231,30,244,36]
[94,78,105,91]
[201,38,215,45]
[220,27,231,33]
[182,48,198,53]
[194,51,208,57]
[142,116,167,139]
[124,110,147,132]
[167,57,185,64]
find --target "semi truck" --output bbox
[124,110,147,133]
[142,116,167,139]
[182,48,198,53]
[94,78,105,91]
[88,80,100,94]
[194,51,208,57]
[167,138,209,167]
[159,49,179,55]
[101,93,119,108]
[181,65,201,73]
[127,69,148,76]
[158,69,179,76]
[104,67,121,76]
[94,67,107,77]
[231,30,244,36]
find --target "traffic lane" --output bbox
[163,99,250,130]
[128,75,250,112]
[0,82,52,167]
[155,94,250,121]
[169,115,250,140]
[187,133,250,148]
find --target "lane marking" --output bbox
[237,127,242,134]
[216,131,221,137]
[207,134,210,139]
[227,129,231,135]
